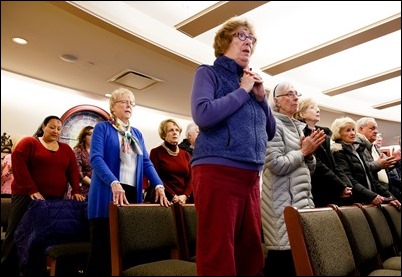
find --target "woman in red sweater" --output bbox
[146,119,192,205]
[1,115,85,276]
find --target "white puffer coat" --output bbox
[261,112,315,251]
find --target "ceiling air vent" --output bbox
[108,69,163,91]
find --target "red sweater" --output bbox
[149,144,192,200]
[11,137,80,198]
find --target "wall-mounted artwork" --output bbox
[1,132,13,153]
[60,105,110,149]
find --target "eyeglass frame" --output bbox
[115,100,136,107]
[275,91,302,98]
[232,32,257,44]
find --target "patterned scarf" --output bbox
[109,117,143,155]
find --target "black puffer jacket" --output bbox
[304,126,352,207]
[331,140,392,204]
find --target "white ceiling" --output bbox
[1,1,400,123]
[75,1,401,122]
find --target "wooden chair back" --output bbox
[331,204,401,275]
[381,204,401,254]
[109,203,197,276]
[284,206,357,276]
[330,204,383,276]
[356,204,399,260]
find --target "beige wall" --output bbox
[1,70,400,150]
[1,70,192,152]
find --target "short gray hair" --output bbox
[268,81,294,112]
[356,117,376,130]
[185,122,198,138]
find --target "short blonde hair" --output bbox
[294,98,317,121]
[213,16,257,57]
[158,119,182,140]
[330,117,356,141]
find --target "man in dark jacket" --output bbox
[356,117,401,201]
[178,122,199,156]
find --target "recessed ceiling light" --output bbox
[12,37,28,45]
[59,54,78,63]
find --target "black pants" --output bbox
[120,183,137,203]
[1,195,32,276]
[86,219,110,276]
[264,250,295,276]
[86,186,137,276]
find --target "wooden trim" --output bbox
[60,104,110,123]
[323,68,401,96]
[109,203,122,276]
[284,206,315,276]
[47,257,57,276]
[372,99,401,110]
[109,203,183,275]
[380,148,391,157]
[262,13,401,76]
[175,1,269,37]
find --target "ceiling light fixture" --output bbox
[59,54,78,63]
[12,37,28,45]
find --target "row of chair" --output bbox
[284,203,401,276]
[1,198,197,276]
[1,197,90,276]
[109,203,197,276]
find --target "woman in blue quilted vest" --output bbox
[190,16,276,276]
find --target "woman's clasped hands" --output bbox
[241,68,266,102]
[172,194,188,205]
[300,129,326,159]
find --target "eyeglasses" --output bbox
[275,91,302,98]
[232,32,256,44]
[116,100,135,107]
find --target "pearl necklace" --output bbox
[162,142,179,156]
